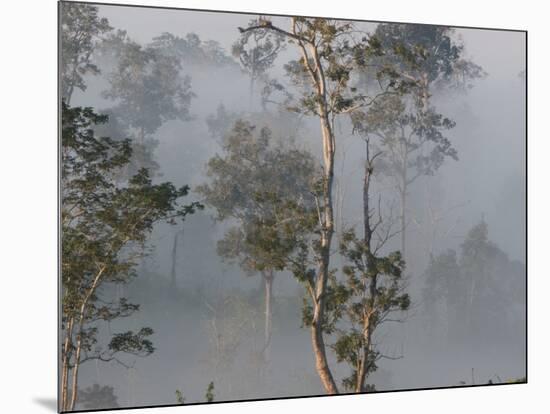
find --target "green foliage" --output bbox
[108,328,155,355]
[99,30,195,177]
[78,384,119,410]
[422,219,526,341]
[330,228,410,391]
[350,24,484,203]
[175,389,185,404]
[206,103,238,141]
[174,382,215,405]
[199,117,320,388]
[260,77,294,110]
[206,103,302,145]
[61,2,112,102]
[351,91,457,190]
[373,24,486,90]
[506,377,526,384]
[299,269,349,334]
[198,120,319,276]
[151,32,239,69]
[273,17,395,118]
[423,249,461,308]
[233,21,290,109]
[61,102,201,382]
[205,382,215,403]
[232,19,285,81]
[102,31,194,134]
[277,18,419,118]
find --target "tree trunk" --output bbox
[363,164,372,245]
[60,318,74,411]
[252,19,340,395]
[139,126,145,146]
[249,75,255,111]
[68,328,83,410]
[66,266,105,411]
[65,85,74,106]
[170,231,180,289]
[356,142,378,393]
[311,307,338,394]
[263,270,274,361]
[400,186,407,261]
[355,322,373,393]
[421,72,430,115]
[309,110,339,395]
[64,58,79,105]
[60,361,69,411]
[399,146,408,262]
[308,41,339,395]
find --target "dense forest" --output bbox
[60,2,526,411]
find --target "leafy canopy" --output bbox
[62,101,202,368]
[198,120,319,275]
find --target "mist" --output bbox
[60,3,526,410]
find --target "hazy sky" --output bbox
[64,3,526,408]
[85,2,527,261]
[98,3,525,75]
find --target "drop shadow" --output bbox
[33,397,57,412]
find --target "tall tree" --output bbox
[239,17,391,394]
[351,92,457,261]
[60,102,201,411]
[198,120,318,360]
[100,31,198,288]
[365,24,485,260]
[422,248,461,338]
[101,31,195,177]
[60,2,112,104]
[329,138,410,392]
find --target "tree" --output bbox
[205,103,238,142]
[60,102,201,411]
[334,233,409,392]
[239,16,397,394]
[422,219,526,344]
[351,92,456,261]
[100,31,199,290]
[362,24,485,260]
[421,249,460,338]
[232,19,285,107]
[174,381,215,405]
[198,120,318,361]
[458,219,501,338]
[77,384,119,410]
[151,32,240,69]
[328,138,409,392]
[205,97,302,148]
[101,31,195,176]
[204,381,215,402]
[60,2,112,104]
[202,292,261,393]
[373,24,485,100]
[175,389,186,405]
